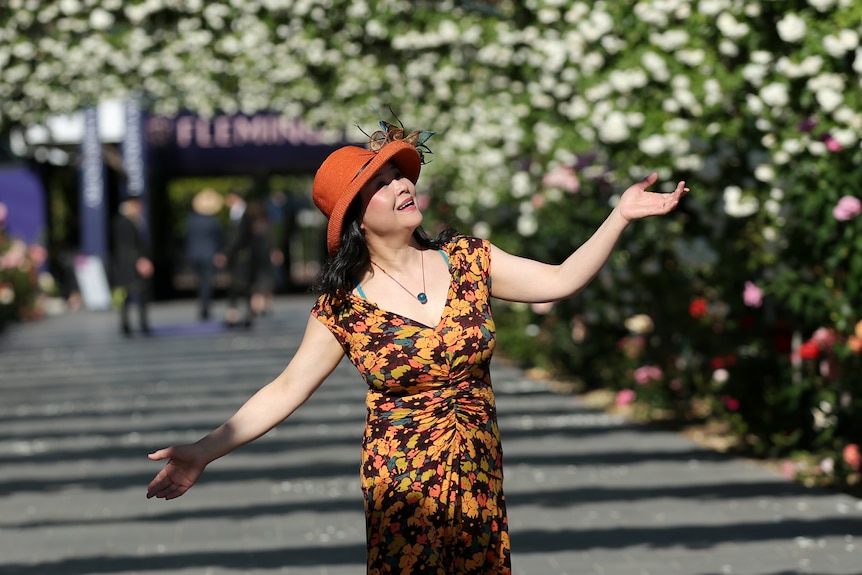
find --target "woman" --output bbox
[146,127,689,573]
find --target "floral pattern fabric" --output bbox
[311,236,511,574]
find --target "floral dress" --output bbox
[311,236,511,575]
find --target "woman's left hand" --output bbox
[617,172,689,222]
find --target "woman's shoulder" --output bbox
[443,235,491,273]
[445,234,491,256]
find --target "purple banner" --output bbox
[79,105,107,261]
[0,166,46,246]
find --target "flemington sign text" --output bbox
[147,113,334,150]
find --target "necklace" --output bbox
[370,251,428,304]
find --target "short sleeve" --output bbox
[310,294,351,351]
[448,235,492,287]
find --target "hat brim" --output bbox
[326,141,421,256]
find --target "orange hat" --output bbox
[313,140,421,257]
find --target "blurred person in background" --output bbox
[247,199,283,317]
[185,188,224,321]
[112,196,153,336]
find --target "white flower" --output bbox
[703,78,723,106]
[808,0,836,11]
[811,406,837,430]
[716,12,749,39]
[751,50,773,65]
[641,51,669,82]
[763,199,781,216]
[677,49,705,67]
[609,69,648,92]
[799,55,824,76]
[754,164,775,182]
[723,185,760,217]
[776,13,806,43]
[624,314,654,335]
[650,30,690,51]
[639,134,667,156]
[599,111,630,144]
[815,87,843,112]
[712,368,729,383]
[824,34,848,58]
[807,140,827,156]
[581,52,605,75]
[511,171,532,199]
[719,39,739,57]
[472,221,491,239]
[517,213,538,237]
[832,106,859,127]
[782,138,804,154]
[59,0,81,15]
[90,8,115,30]
[742,62,768,86]
[745,93,764,114]
[832,128,858,148]
[699,0,729,17]
[760,83,789,107]
[537,8,559,24]
[0,285,14,304]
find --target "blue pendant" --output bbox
[417,292,428,304]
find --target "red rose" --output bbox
[689,298,708,319]
[798,340,820,360]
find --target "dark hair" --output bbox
[312,199,457,305]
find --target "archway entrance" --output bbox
[143,112,346,300]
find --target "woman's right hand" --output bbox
[146,444,207,500]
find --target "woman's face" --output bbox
[358,161,422,239]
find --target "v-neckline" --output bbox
[352,251,454,330]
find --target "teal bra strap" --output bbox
[438,249,449,266]
[356,283,367,300]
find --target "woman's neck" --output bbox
[366,237,423,273]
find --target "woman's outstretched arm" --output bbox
[146,315,344,500]
[490,173,689,303]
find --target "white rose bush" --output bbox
[1,0,861,492]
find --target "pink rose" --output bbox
[823,134,843,152]
[416,194,430,211]
[833,196,862,221]
[810,327,838,347]
[843,444,860,471]
[615,389,636,406]
[28,244,48,267]
[742,281,762,308]
[634,365,663,385]
[781,459,796,480]
[542,165,580,193]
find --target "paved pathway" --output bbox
[1,296,860,575]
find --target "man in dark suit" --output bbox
[112,196,153,336]
[217,190,254,327]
